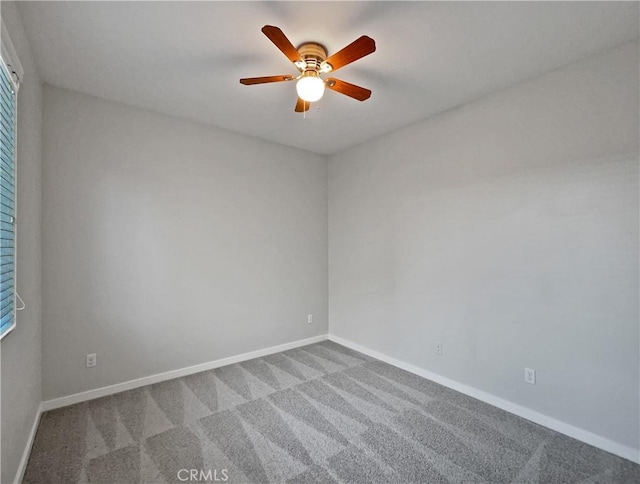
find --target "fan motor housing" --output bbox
[297,42,328,71]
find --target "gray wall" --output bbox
[329,41,639,450]
[0,2,43,483]
[42,86,327,400]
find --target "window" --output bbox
[0,23,22,340]
[0,55,17,338]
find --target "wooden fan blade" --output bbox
[262,25,303,64]
[295,97,310,112]
[240,75,295,85]
[323,36,375,72]
[325,78,371,101]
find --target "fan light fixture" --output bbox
[296,71,325,102]
[240,26,375,113]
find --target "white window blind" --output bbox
[0,55,17,338]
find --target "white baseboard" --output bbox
[14,402,43,484]
[328,334,640,464]
[41,334,328,412]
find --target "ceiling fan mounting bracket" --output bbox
[297,43,327,62]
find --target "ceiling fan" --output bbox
[240,25,376,112]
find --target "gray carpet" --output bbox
[24,341,639,483]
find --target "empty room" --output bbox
[1,1,638,483]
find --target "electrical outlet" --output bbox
[307,314,313,324]
[86,353,97,368]
[435,343,443,355]
[525,367,536,385]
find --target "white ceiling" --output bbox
[16,1,639,155]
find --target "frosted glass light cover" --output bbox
[296,75,325,102]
